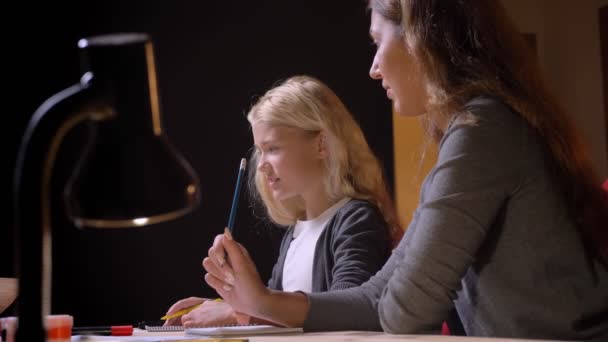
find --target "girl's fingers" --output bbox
[181,318,193,327]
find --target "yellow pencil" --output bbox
[160,298,222,320]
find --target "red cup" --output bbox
[0,314,73,342]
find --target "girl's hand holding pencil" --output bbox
[161,298,223,322]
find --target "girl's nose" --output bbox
[257,158,269,173]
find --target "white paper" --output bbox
[185,324,303,337]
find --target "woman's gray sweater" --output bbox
[304,97,608,341]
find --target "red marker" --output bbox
[72,325,133,336]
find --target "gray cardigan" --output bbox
[304,97,608,341]
[267,199,391,292]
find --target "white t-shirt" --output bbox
[281,197,351,293]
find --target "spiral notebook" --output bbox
[144,323,302,336]
[144,324,185,332]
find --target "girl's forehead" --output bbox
[253,122,300,134]
[253,123,293,140]
[253,123,314,147]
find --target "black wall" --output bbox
[4,0,394,326]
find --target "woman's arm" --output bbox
[203,229,310,327]
[203,201,395,329]
[304,238,405,331]
[204,227,408,331]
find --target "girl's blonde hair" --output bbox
[247,75,402,244]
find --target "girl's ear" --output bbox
[316,132,329,159]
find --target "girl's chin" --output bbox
[273,192,298,202]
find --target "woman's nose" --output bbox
[369,56,381,80]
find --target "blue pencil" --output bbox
[227,158,247,233]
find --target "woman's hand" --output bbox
[162,297,204,326]
[203,228,270,318]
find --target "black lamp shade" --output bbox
[64,33,200,228]
[65,132,199,228]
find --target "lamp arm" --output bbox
[13,72,110,342]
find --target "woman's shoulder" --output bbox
[450,95,524,132]
[440,95,529,154]
[451,95,517,124]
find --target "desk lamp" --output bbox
[13,33,201,341]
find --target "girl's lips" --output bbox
[268,177,280,188]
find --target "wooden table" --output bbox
[70,329,566,342]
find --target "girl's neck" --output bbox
[301,187,334,220]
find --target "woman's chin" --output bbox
[395,104,425,117]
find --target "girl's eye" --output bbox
[267,146,279,153]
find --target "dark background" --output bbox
[3,0,394,326]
